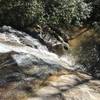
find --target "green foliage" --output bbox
[85,0,100,24]
[44,0,92,26]
[0,0,92,28]
[74,38,100,75]
[0,0,44,28]
[92,0,100,22]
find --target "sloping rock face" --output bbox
[0,26,74,82]
[0,26,100,100]
[0,70,100,100]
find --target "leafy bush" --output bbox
[0,0,44,28]
[92,0,100,22]
[0,0,92,28]
[74,37,100,76]
[85,0,100,24]
[43,0,92,27]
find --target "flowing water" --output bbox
[1,25,99,76]
[0,26,100,100]
[0,25,80,83]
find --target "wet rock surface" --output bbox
[0,70,100,100]
[0,26,100,100]
[0,26,75,81]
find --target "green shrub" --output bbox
[43,0,92,27]
[74,38,100,76]
[0,0,92,28]
[0,0,44,28]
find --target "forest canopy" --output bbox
[0,0,92,28]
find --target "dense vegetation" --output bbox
[86,0,100,23]
[0,0,92,28]
[0,0,44,28]
[75,37,100,77]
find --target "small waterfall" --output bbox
[0,25,79,79]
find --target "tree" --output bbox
[0,0,44,28]
[43,0,92,27]
[0,0,92,28]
